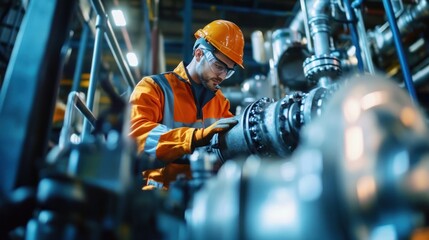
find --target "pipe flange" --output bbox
[303,54,342,83]
[300,87,329,125]
[246,98,273,154]
[277,92,304,153]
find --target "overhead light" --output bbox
[126,52,139,67]
[111,9,126,26]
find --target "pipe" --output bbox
[303,0,342,86]
[81,15,104,141]
[212,87,329,162]
[382,0,418,104]
[373,0,429,53]
[299,0,313,53]
[307,0,331,56]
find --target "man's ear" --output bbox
[194,48,203,61]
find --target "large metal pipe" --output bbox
[303,0,342,87]
[307,0,331,56]
[188,74,429,240]
[211,87,329,162]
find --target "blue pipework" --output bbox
[343,0,364,72]
[382,0,418,104]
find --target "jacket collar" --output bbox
[173,61,191,84]
[173,61,217,106]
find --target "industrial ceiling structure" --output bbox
[77,0,390,79]
[63,0,303,85]
[0,0,408,88]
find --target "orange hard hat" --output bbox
[195,20,245,68]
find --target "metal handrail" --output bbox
[90,0,136,88]
[78,0,137,140]
[81,14,104,141]
[59,91,96,148]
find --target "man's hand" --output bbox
[193,118,238,147]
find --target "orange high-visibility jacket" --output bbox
[129,62,234,190]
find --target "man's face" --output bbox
[199,49,236,92]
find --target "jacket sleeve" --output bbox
[129,77,195,161]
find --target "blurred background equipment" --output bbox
[1,0,429,239]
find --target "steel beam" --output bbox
[0,0,77,196]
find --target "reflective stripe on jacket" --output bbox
[129,62,234,190]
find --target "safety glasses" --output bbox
[202,49,235,79]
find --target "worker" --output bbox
[129,19,245,190]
